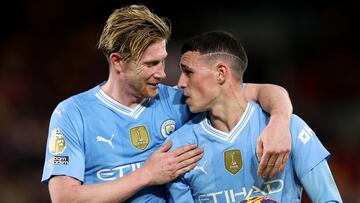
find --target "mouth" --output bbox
[148,83,159,89]
[183,95,190,104]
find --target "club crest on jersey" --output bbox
[161,119,176,138]
[224,149,242,175]
[130,126,150,150]
[49,128,67,155]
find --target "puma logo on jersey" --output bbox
[96,134,115,148]
[54,108,65,119]
[193,160,208,175]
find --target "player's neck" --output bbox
[209,97,247,132]
[101,80,144,109]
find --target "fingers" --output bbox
[144,143,203,185]
[173,152,203,178]
[256,139,263,162]
[157,140,173,152]
[176,150,203,169]
[278,152,290,173]
[258,153,277,177]
[171,144,199,157]
[258,151,290,177]
[268,154,284,177]
[175,147,204,165]
[257,152,270,176]
[172,144,203,177]
[175,163,197,177]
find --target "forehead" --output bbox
[140,39,167,62]
[180,51,205,67]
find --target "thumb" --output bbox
[158,140,173,152]
[256,138,263,162]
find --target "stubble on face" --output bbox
[129,40,167,99]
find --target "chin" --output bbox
[188,105,201,113]
[144,89,158,98]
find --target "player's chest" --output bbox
[82,111,177,159]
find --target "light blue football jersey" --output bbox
[167,102,330,203]
[41,82,192,203]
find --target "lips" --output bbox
[148,83,159,88]
[183,95,190,104]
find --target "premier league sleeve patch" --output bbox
[49,128,67,155]
[47,155,69,166]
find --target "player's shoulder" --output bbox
[181,112,206,129]
[168,112,206,145]
[158,84,183,96]
[250,100,308,128]
[246,101,270,120]
[55,85,99,112]
[155,84,186,108]
[290,114,309,128]
[248,101,264,112]
[289,113,318,145]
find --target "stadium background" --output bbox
[0,1,359,202]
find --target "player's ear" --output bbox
[215,64,226,84]
[109,52,124,72]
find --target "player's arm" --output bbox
[243,83,292,177]
[301,160,343,203]
[49,141,203,203]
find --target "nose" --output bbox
[154,63,166,80]
[177,72,187,89]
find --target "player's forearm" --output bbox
[50,169,151,203]
[250,83,292,117]
[82,169,150,202]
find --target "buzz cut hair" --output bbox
[181,31,248,81]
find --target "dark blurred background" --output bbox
[0,1,359,202]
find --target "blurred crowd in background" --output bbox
[0,1,359,202]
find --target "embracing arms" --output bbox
[244,83,292,177]
[48,141,203,203]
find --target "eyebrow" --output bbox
[179,63,191,71]
[143,59,162,65]
[141,53,168,65]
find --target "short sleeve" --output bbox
[41,99,85,184]
[290,114,330,179]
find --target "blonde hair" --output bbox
[98,5,171,62]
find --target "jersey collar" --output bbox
[95,88,149,119]
[200,102,254,143]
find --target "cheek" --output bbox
[139,69,156,81]
[129,69,149,83]
[134,65,145,76]
[191,77,214,96]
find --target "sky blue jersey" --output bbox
[41,82,192,203]
[167,102,332,203]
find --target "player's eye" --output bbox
[144,60,165,68]
[183,69,193,77]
